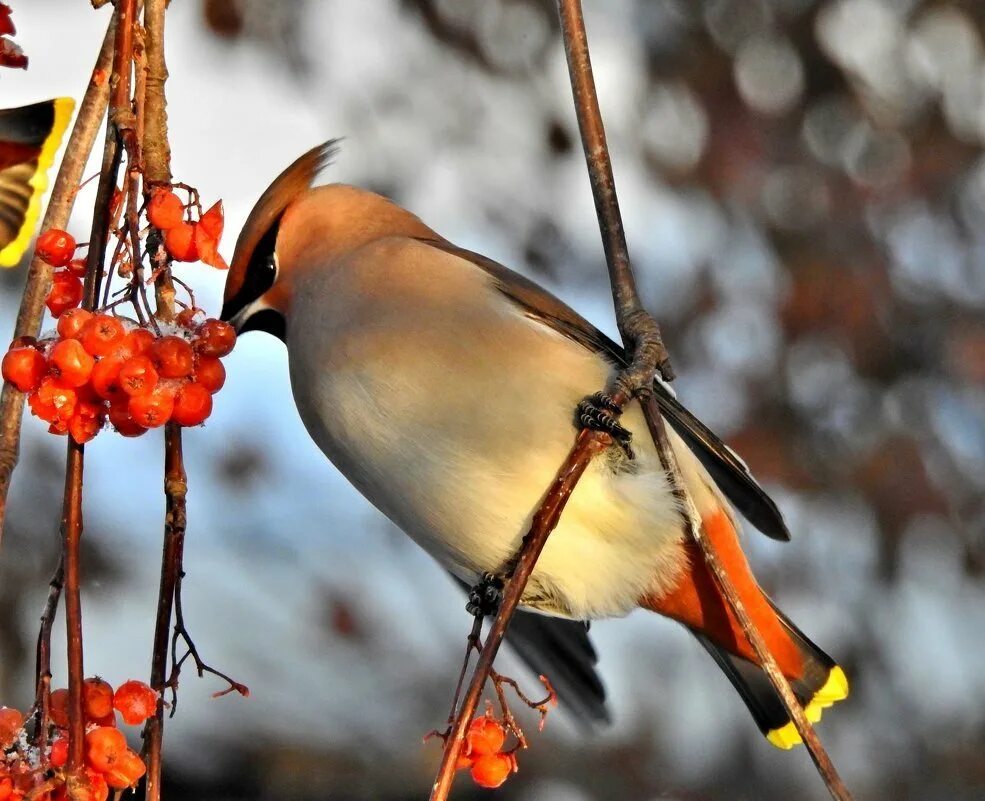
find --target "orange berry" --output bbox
[466,716,506,757]
[107,402,146,438]
[117,328,155,359]
[49,737,68,768]
[78,314,126,357]
[49,339,95,388]
[36,377,76,422]
[49,688,69,728]
[68,409,103,445]
[66,257,88,277]
[0,776,12,801]
[150,335,194,378]
[176,307,204,329]
[84,726,127,773]
[83,678,114,719]
[78,768,109,801]
[112,680,157,726]
[455,754,474,771]
[470,753,513,789]
[36,229,76,267]
[198,200,224,241]
[56,308,93,339]
[2,346,46,392]
[45,273,83,317]
[0,707,22,748]
[103,749,145,790]
[128,386,173,428]
[171,382,212,426]
[90,356,126,402]
[164,222,198,262]
[194,319,236,358]
[118,357,158,397]
[146,188,184,230]
[193,356,225,393]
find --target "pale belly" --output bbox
[285,244,687,619]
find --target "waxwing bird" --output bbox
[221,143,849,748]
[0,98,74,266]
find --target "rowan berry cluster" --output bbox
[455,712,517,789]
[2,310,235,442]
[0,678,157,801]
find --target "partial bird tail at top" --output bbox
[641,509,849,748]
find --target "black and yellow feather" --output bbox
[0,98,74,267]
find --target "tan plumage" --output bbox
[222,143,849,745]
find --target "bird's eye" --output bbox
[267,253,278,276]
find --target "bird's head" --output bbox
[220,140,339,340]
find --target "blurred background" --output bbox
[2,1,985,799]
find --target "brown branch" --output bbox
[143,424,186,801]
[0,17,116,551]
[641,398,853,800]
[31,557,65,755]
[61,443,85,777]
[142,0,171,187]
[429,430,610,800]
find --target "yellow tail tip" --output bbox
[766,666,849,750]
[0,97,75,268]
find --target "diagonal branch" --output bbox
[0,16,117,551]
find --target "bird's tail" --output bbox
[641,509,848,748]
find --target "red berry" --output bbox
[112,680,157,726]
[150,335,194,378]
[49,689,69,728]
[0,707,22,748]
[470,753,513,789]
[83,678,114,719]
[198,200,224,241]
[57,308,93,340]
[194,356,225,393]
[128,386,173,428]
[118,357,159,397]
[36,229,76,267]
[2,346,46,392]
[164,222,199,262]
[90,356,126,402]
[79,768,110,801]
[79,314,126,357]
[117,328,155,359]
[49,737,68,768]
[194,319,236,358]
[171,382,212,426]
[68,408,104,444]
[103,749,145,790]
[85,726,127,773]
[49,339,95,388]
[107,402,146,438]
[35,377,76,422]
[146,187,184,230]
[175,307,204,329]
[46,273,84,317]
[66,257,88,277]
[466,716,506,757]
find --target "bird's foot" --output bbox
[576,391,635,459]
[466,573,504,618]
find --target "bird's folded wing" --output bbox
[420,239,790,542]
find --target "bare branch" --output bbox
[0,16,116,550]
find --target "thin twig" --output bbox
[641,399,853,801]
[429,430,610,800]
[0,16,116,551]
[31,557,65,756]
[61,444,85,777]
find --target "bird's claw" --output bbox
[576,391,635,459]
[466,572,504,617]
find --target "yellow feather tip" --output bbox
[0,97,75,268]
[766,666,849,750]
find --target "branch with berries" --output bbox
[0,2,247,800]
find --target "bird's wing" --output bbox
[450,577,608,725]
[420,238,790,542]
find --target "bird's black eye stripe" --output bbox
[220,219,281,323]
